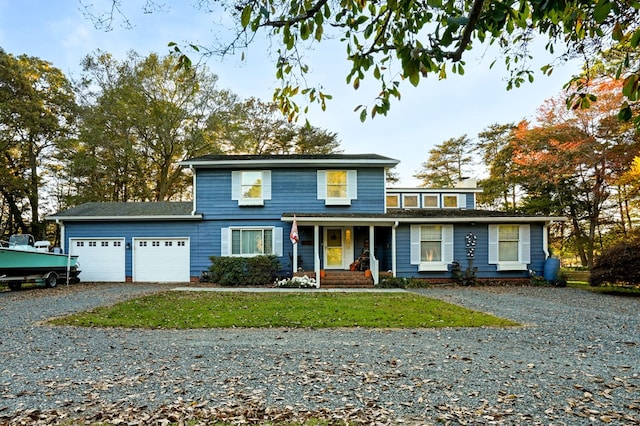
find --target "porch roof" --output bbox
[282,209,567,224]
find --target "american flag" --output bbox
[289,215,299,244]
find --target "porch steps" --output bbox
[320,270,374,289]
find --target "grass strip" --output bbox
[49,291,518,329]
[568,281,640,297]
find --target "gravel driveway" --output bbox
[0,283,638,424]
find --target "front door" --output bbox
[324,228,344,269]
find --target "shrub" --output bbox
[590,240,640,287]
[209,255,281,286]
[209,257,246,286]
[378,276,430,288]
[450,260,477,286]
[246,255,281,286]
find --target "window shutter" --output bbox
[274,227,283,256]
[347,170,357,200]
[410,225,421,265]
[262,170,271,200]
[488,225,498,264]
[442,225,454,263]
[231,171,240,200]
[458,194,467,209]
[519,225,530,264]
[317,170,327,199]
[221,227,230,256]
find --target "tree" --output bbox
[0,49,77,238]
[474,123,519,211]
[207,97,342,154]
[63,51,236,203]
[509,78,640,268]
[414,135,473,188]
[85,1,640,124]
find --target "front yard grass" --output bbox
[49,291,519,329]
[568,281,640,297]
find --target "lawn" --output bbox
[49,291,519,329]
[568,281,640,297]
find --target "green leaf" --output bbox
[593,0,611,24]
[618,103,632,121]
[409,70,420,86]
[359,108,367,122]
[241,5,252,28]
[631,28,640,47]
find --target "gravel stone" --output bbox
[0,283,638,424]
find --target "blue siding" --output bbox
[395,223,546,280]
[196,167,387,218]
[64,221,201,279]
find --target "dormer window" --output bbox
[422,194,439,208]
[317,170,357,205]
[232,170,271,206]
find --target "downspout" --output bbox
[543,221,552,259]
[57,220,65,253]
[392,221,398,277]
[190,165,197,215]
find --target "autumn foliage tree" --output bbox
[509,78,640,268]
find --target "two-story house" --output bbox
[47,154,565,285]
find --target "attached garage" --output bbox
[69,238,126,282]
[133,237,190,282]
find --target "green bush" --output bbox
[590,240,640,287]
[209,255,281,286]
[209,257,246,286]
[246,255,281,286]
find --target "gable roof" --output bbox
[180,154,400,169]
[47,202,201,221]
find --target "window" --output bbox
[422,194,439,208]
[402,194,419,208]
[489,224,530,270]
[386,194,400,208]
[443,194,459,208]
[232,170,271,206]
[410,225,454,271]
[221,227,283,257]
[317,170,357,205]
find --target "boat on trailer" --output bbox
[0,235,81,291]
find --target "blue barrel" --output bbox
[543,257,561,281]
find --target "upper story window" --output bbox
[443,194,460,208]
[317,170,357,205]
[402,194,419,208]
[221,227,283,257]
[410,224,454,271]
[422,194,439,208]
[232,170,271,206]
[488,224,530,271]
[386,194,400,208]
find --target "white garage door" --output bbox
[133,238,190,282]
[69,238,126,282]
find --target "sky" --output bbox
[0,0,582,186]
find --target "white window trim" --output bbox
[317,170,357,206]
[231,170,271,206]
[421,194,440,209]
[442,193,463,208]
[488,224,531,271]
[221,226,283,257]
[386,193,400,209]
[402,194,420,209]
[410,224,454,272]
